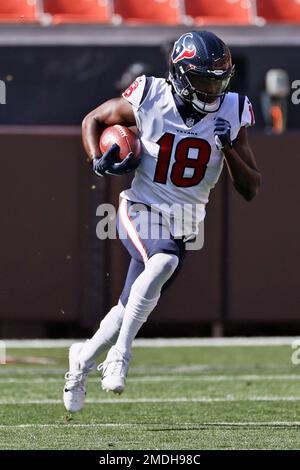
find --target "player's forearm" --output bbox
[81,101,117,161]
[223,146,261,201]
[82,99,136,162]
[82,114,104,161]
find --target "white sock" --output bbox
[114,253,179,357]
[78,300,125,369]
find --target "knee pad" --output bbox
[146,253,179,281]
[128,253,179,311]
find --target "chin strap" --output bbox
[191,93,224,114]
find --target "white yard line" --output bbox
[2,337,300,348]
[0,365,216,375]
[1,396,300,405]
[0,374,300,383]
[0,421,300,429]
[127,374,300,382]
[1,365,299,376]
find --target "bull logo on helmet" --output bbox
[172,33,197,64]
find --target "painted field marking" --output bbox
[2,337,300,348]
[0,421,300,429]
[1,396,300,405]
[0,374,300,383]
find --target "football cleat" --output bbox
[97,346,131,395]
[63,342,94,413]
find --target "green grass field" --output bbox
[1,341,300,450]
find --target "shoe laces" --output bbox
[97,356,129,378]
[64,371,86,392]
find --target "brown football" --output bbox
[99,125,141,163]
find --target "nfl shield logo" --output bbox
[186,117,194,128]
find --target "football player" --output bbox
[63,31,261,412]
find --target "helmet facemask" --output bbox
[170,64,235,114]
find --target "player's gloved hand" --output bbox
[92,143,139,177]
[214,117,232,150]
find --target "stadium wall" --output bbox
[0,42,299,129]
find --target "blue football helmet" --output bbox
[169,30,235,113]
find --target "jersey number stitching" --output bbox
[154,133,211,188]
[123,80,140,99]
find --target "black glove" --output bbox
[214,117,232,150]
[92,143,139,177]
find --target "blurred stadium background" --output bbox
[0,0,299,340]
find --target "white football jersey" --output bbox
[121,75,254,238]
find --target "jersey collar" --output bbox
[172,90,207,128]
